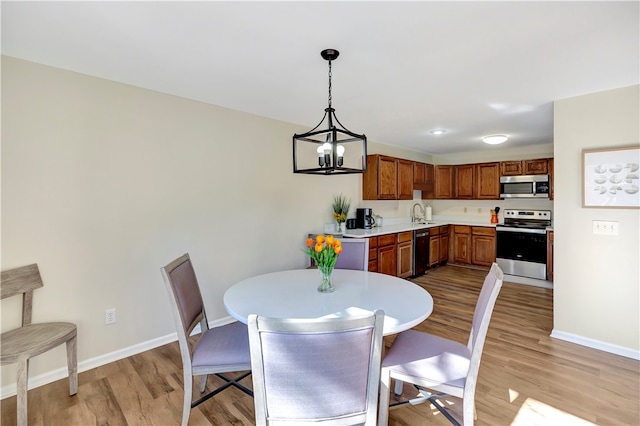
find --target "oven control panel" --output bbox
[503,209,551,220]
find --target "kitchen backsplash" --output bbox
[352,195,554,225]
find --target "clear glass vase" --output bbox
[317,264,335,293]
[336,222,345,234]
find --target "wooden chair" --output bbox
[161,253,253,426]
[1,264,78,426]
[248,310,385,425]
[378,263,504,426]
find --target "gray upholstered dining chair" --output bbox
[378,263,504,426]
[334,237,369,271]
[161,253,253,426]
[248,310,385,425]
[1,263,78,426]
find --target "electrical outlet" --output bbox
[592,220,619,235]
[105,308,116,325]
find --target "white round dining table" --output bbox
[224,269,433,336]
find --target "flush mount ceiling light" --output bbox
[293,49,367,175]
[482,134,509,145]
[430,129,446,135]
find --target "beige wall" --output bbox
[3,56,638,393]
[1,56,429,390]
[553,85,640,352]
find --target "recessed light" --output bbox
[482,135,508,144]
[430,129,446,135]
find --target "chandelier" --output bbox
[293,49,367,175]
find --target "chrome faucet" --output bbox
[411,202,425,223]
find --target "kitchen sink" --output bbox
[413,221,437,225]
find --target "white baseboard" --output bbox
[551,329,640,360]
[1,316,237,400]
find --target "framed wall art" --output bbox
[582,146,640,208]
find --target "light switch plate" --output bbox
[592,220,619,235]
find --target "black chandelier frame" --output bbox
[293,49,367,175]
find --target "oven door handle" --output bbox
[496,226,547,235]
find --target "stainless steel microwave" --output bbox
[500,175,550,198]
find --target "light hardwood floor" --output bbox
[2,265,639,425]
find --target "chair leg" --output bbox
[182,372,193,426]
[199,374,208,393]
[16,358,28,426]
[66,334,78,395]
[378,369,391,426]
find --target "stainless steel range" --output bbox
[496,209,551,280]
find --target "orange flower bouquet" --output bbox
[303,235,342,293]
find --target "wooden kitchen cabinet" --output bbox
[452,225,471,264]
[435,165,454,199]
[471,226,496,266]
[500,160,523,176]
[501,158,549,176]
[476,162,500,199]
[363,155,413,200]
[368,236,378,272]
[377,234,397,276]
[428,227,440,267]
[413,163,435,200]
[547,230,554,281]
[363,155,397,200]
[439,226,450,264]
[397,159,414,200]
[429,226,449,267]
[524,158,549,175]
[397,231,414,278]
[414,162,426,186]
[454,164,475,199]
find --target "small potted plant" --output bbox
[332,194,351,233]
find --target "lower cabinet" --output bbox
[363,224,493,275]
[368,236,378,272]
[451,225,496,266]
[429,226,449,267]
[453,225,471,264]
[439,228,449,264]
[471,227,496,266]
[377,234,397,276]
[397,231,413,278]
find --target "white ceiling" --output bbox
[2,1,638,155]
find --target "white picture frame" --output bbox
[582,146,640,209]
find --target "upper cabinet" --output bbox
[397,159,414,200]
[434,165,454,199]
[501,158,549,176]
[524,158,549,175]
[416,162,434,199]
[363,154,551,201]
[414,162,426,186]
[476,162,500,199]
[454,164,475,199]
[500,160,523,176]
[363,155,414,200]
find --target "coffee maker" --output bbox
[356,208,375,229]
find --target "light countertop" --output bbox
[342,219,498,238]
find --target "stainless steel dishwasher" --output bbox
[413,229,429,276]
